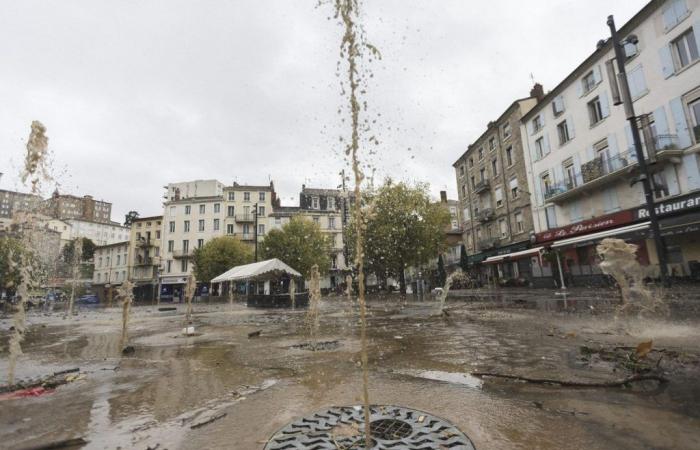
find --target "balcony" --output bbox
[544,144,680,204]
[477,208,495,223]
[172,250,193,259]
[235,233,255,241]
[478,237,500,251]
[136,237,153,248]
[473,179,490,194]
[235,214,255,222]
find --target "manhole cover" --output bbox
[263,405,475,449]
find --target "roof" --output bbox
[302,187,341,196]
[521,0,660,122]
[211,258,302,283]
[132,215,163,222]
[270,206,300,217]
[95,240,130,250]
[225,182,275,191]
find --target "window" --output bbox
[491,158,499,177]
[167,260,172,273]
[588,96,605,125]
[582,70,596,93]
[514,212,524,233]
[541,173,552,196]
[199,204,205,214]
[663,0,689,31]
[156,230,161,239]
[535,137,545,159]
[552,95,565,116]
[545,205,557,229]
[258,224,265,235]
[243,224,251,234]
[463,207,470,221]
[197,239,204,248]
[495,187,503,208]
[185,205,191,215]
[627,65,648,99]
[169,206,176,217]
[213,219,220,231]
[532,115,543,132]
[228,192,234,201]
[489,137,496,151]
[459,165,465,176]
[227,205,234,217]
[502,122,511,139]
[168,240,174,252]
[182,240,189,253]
[328,197,335,210]
[505,146,514,166]
[214,203,220,213]
[468,157,474,168]
[557,120,571,145]
[564,161,577,188]
[198,219,205,231]
[169,221,175,233]
[478,147,484,160]
[312,196,319,209]
[116,255,121,265]
[258,206,265,216]
[499,219,507,238]
[461,184,466,197]
[673,29,699,69]
[329,217,336,229]
[184,220,190,232]
[479,168,486,182]
[690,99,700,143]
[227,224,234,234]
[313,216,320,224]
[471,176,476,188]
[181,259,188,272]
[275,217,281,225]
[509,178,519,199]
[244,192,250,202]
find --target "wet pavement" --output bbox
[2,291,700,449]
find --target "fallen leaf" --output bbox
[636,340,653,359]
[565,332,576,338]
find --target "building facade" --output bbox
[43,190,112,224]
[92,241,129,302]
[522,0,700,286]
[453,93,539,284]
[127,216,162,300]
[222,182,278,251]
[65,218,130,246]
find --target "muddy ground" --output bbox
[1,289,700,449]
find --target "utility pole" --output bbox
[253,202,258,262]
[607,15,670,286]
[339,169,349,267]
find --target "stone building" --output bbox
[453,89,539,284]
[222,181,279,253]
[92,241,129,303]
[127,215,162,301]
[43,189,112,224]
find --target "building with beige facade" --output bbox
[43,189,112,224]
[92,241,129,302]
[127,215,162,300]
[453,90,539,284]
[222,182,279,253]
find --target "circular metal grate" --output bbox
[263,405,475,449]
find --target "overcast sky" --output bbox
[0,0,648,221]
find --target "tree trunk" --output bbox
[398,264,407,295]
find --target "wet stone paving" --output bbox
[1,289,700,449]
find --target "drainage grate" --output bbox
[263,405,475,449]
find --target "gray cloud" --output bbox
[0,0,647,220]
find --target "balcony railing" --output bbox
[652,134,680,152]
[477,208,494,222]
[478,237,500,250]
[473,179,490,194]
[235,233,255,241]
[137,237,153,248]
[172,250,193,259]
[235,214,255,222]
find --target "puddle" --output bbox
[396,370,483,389]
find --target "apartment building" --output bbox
[453,91,539,284]
[127,215,162,301]
[439,191,464,270]
[65,218,130,246]
[43,189,112,224]
[298,186,348,289]
[160,179,225,299]
[522,0,700,286]
[92,241,129,302]
[222,181,279,250]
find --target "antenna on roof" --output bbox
[529,73,536,84]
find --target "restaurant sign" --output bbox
[635,192,700,220]
[535,209,634,243]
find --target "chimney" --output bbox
[440,190,447,203]
[530,83,544,101]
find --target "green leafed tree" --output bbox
[347,180,451,294]
[192,236,253,283]
[260,216,330,278]
[0,237,29,295]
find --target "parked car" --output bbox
[77,294,99,305]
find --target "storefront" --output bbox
[467,240,531,285]
[159,275,189,302]
[483,246,544,286]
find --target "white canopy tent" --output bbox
[211,258,302,283]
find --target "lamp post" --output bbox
[253,202,258,262]
[606,15,670,286]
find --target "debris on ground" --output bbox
[122,345,135,355]
[190,412,227,429]
[0,368,83,400]
[21,437,88,449]
[248,330,262,338]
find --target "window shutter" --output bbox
[577,80,584,97]
[543,133,551,155]
[567,116,575,139]
[573,154,582,185]
[608,133,619,156]
[527,120,534,135]
[662,3,677,30]
[683,154,700,190]
[600,92,610,118]
[669,96,692,148]
[653,106,670,137]
[495,188,503,202]
[593,65,603,84]
[585,145,595,161]
[659,45,674,79]
[695,20,700,55]
[554,165,565,185]
[664,165,681,196]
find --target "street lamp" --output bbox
[253,202,258,262]
[606,15,670,286]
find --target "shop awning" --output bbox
[551,221,650,249]
[483,246,543,264]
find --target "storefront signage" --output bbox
[535,210,634,243]
[636,192,700,220]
